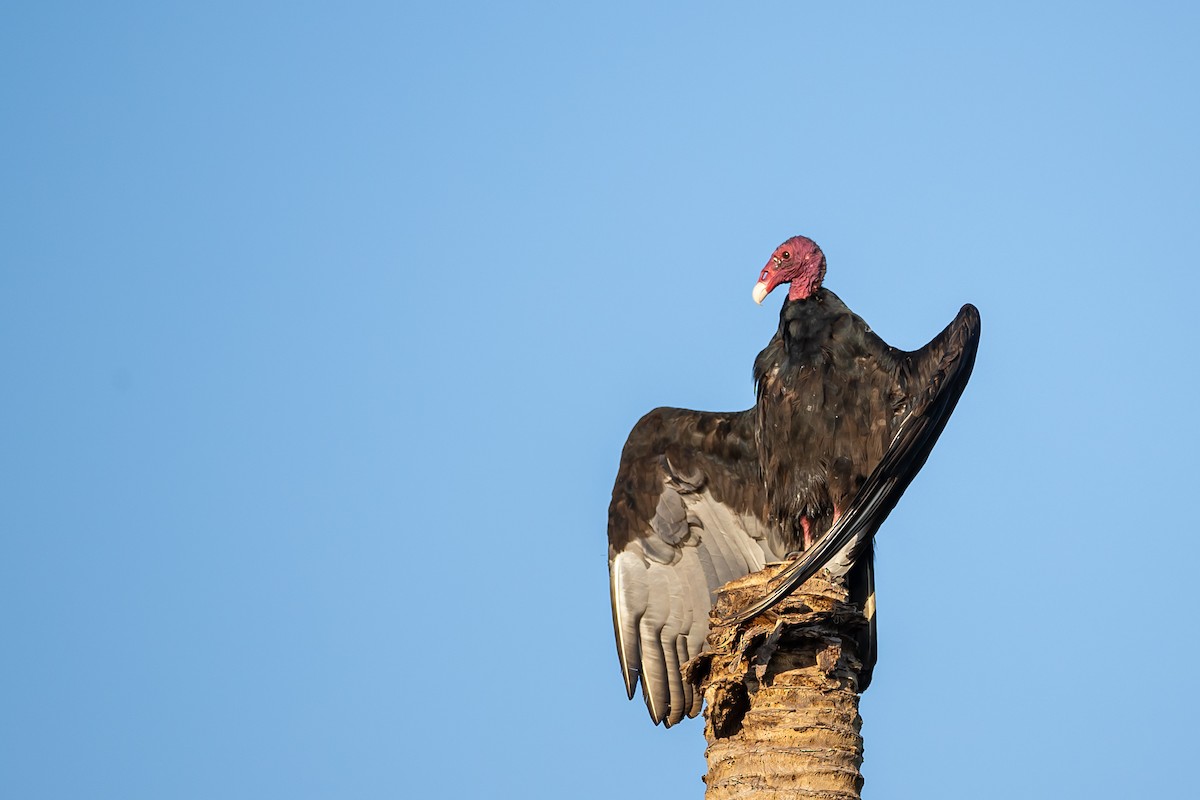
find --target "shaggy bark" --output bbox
[683,565,867,800]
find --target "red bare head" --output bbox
[752,236,827,304]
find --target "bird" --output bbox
[607,235,980,726]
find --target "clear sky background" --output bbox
[3,3,1198,798]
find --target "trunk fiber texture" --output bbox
[683,566,867,800]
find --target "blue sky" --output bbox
[3,2,1198,798]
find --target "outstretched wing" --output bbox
[727,303,981,626]
[608,407,780,726]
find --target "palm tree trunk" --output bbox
[683,566,867,800]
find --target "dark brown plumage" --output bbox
[608,236,980,726]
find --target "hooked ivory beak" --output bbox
[752,281,770,305]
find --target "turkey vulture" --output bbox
[607,236,980,726]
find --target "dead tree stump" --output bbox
[683,565,868,800]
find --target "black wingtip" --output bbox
[957,303,982,339]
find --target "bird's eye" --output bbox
[781,250,791,260]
